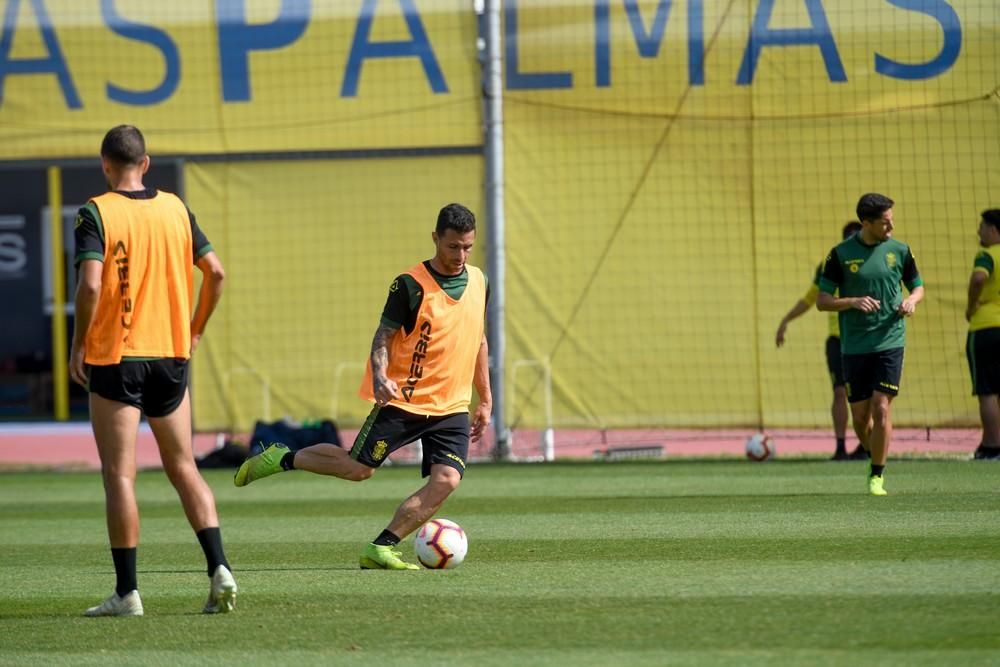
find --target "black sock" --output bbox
[196,527,231,577]
[870,464,885,477]
[373,529,400,547]
[835,438,846,454]
[111,547,137,597]
[280,451,296,470]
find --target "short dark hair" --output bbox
[436,203,476,236]
[856,193,894,222]
[842,221,862,239]
[101,125,146,165]
[982,209,1000,232]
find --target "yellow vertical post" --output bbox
[48,166,70,421]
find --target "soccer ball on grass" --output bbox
[414,518,468,569]
[745,433,775,461]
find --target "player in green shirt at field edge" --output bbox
[816,193,924,496]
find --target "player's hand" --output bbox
[775,323,787,347]
[69,343,87,387]
[965,306,977,322]
[372,375,400,406]
[190,333,202,355]
[897,299,917,317]
[852,296,880,313]
[470,403,492,443]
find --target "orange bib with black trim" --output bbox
[360,263,486,416]
[84,191,194,364]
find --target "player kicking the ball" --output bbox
[235,203,492,569]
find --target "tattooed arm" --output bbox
[370,322,401,405]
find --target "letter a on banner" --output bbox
[0,0,81,108]
[341,0,447,97]
[736,0,846,85]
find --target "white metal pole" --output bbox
[483,0,509,459]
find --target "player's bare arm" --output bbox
[69,260,103,387]
[775,299,811,347]
[370,322,401,405]
[470,334,492,443]
[190,251,225,355]
[966,271,987,321]
[816,292,880,313]
[897,285,924,317]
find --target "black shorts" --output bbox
[350,404,469,478]
[825,336,846,387]
[842,348,904,403]
[88,358,189,417]
[967,328,1000,396]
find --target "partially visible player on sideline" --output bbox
[817,193,924,496]
[234,203,492,571]
[776,221,865,460]
[70,125,236,616]
[965,208,1000,460]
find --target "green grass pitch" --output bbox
[1,460,998,666]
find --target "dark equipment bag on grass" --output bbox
[247,419,342,456]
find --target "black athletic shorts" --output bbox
[88,358,189,417]
[350,404,469,478]
[825,335,846,387]
[967,327,1000,396]
[842,347,904,403]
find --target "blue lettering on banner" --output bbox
[594,0,610,86]
[596,0,704,87]
[737,0,846,85]
[688,0,704,85]
[625,0,672,58]
[505,0,572,90]
[0,0,81,108]
[102,0,179,105]
[217,0,309,103]
[0,0,969,109]
[875,0,961,80]
[341,0,447,98]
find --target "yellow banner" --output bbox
[502,0,993,116]
[0,0,481,158]
[186,156,485,431]
[7,0,995,432]
[502,0,998,429]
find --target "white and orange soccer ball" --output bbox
[414,518,468,569]
[745,433,775,461]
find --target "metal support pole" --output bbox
[483,0,509,459]
[48,166,69,420]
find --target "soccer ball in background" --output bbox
[414,518,468,569]
[745,433,775,461]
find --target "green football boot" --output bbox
[234,443,290,487]
[359,543,420,570]
[868,474,887,496]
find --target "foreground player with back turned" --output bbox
[70,125,237,615]
[235,203,492,570]
[817,193,924,496]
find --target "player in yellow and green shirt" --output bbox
[775,222,863,460]
[817,194,924,496]
[965,209,1000,460]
